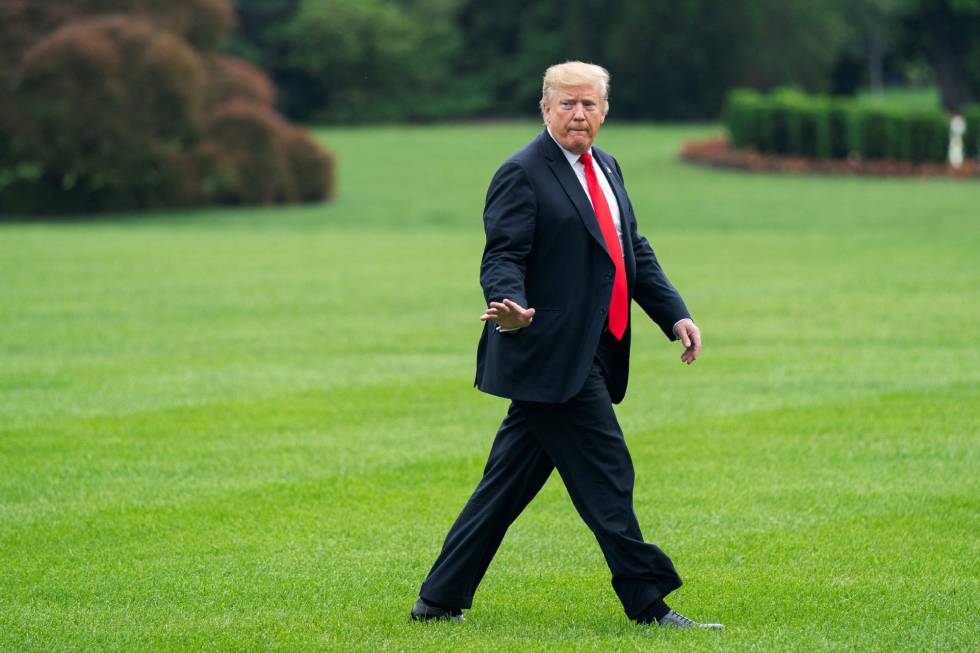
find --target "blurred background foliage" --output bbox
[2,0,978,215]
[0,0,335,214]
[227,0,980,123]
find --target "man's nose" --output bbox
[573,105,586,120]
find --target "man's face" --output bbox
[542,84,606,154]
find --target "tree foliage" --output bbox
[229,0,852,122]
[0,0,334,215]
[899,0,980,110]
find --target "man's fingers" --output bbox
[502,298,531,313]
[678,325,700,364]
[484,300,535,327]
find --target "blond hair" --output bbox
[540,61,610,118]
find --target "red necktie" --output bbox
[579,152,628,339]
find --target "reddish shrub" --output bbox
[203,55,276,108]
[0,0,335,214]
[202,100,298,204]
[87,0,236,50]
[0,0,232,74]
[74,0,234,50]
[10,15,208,210]
[284,128,336,202]
[0,1,77,73]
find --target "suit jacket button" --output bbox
[600,307,608,315]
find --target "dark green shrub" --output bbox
[850,106,891,160]
[907,111,949,164]
[718,87,961,167]
[963,104,980,159]
[723,89,763,149]
[789,97,829,158]
[825,99,852,159]
[883,110,911,161]
[754,102,776,153]
[769,91,798,155]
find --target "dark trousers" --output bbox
[419,335,682,620]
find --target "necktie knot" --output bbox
[578,152,592,167]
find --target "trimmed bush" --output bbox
[769,90,803,156]
[723,89,763,150]
[723,87,954,165]
[964,104,980,159]
[883,111,911,161]
[787,97,829,159]
[825,99,852,159]
[850,106,892,160]
[754,103,776,153]
[908,111,950,164]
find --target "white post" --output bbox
[949,115,965,168]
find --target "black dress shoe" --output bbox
[409,597,465,622]
[655,609,724,630]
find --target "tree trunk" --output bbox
[865,17,885,97]
[925,4,973,112]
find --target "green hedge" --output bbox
[723,88,953,164]
[964,104,980,160]
[722,89,763,149]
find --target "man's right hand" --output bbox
[480,298,536,330]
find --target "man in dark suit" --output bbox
[411,61,723,630]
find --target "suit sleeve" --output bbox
[480,161,536,308]
[615,158,691,341]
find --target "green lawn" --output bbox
[1,123,977,652]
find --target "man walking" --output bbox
[411,61,722,630]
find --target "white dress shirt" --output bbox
[546,128,623,249]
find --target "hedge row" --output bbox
[724,88,980,164]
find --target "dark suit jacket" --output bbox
[475,129,691,404]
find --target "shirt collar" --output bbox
[547,127,592,167]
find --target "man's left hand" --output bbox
[673,318,701,365]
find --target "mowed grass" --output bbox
[1,122,977,652]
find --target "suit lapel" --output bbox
[592,147,637,287]
[538,131,610,258]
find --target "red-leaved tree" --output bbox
[0,0,334,215]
